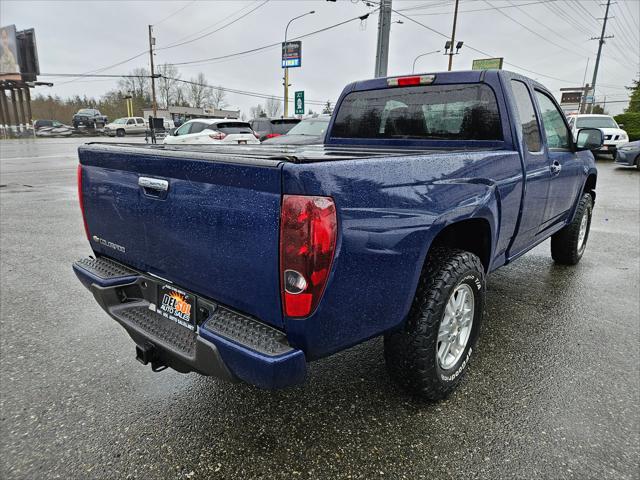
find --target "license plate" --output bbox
[156,284,196,331]
[237,140,247,144]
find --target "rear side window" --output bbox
[510,80,542,152]
[190,122,207,134]
[271,119,300,134]
[208,122,253,134]
[331,84,502,141]
[136,118,145,125]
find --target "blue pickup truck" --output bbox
[73,70,603,400]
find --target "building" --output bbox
[142,105,240,126]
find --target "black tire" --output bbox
[551,193,593,265]
[384,247,485,400]
[116,129,125,137]
[635,155,639,170]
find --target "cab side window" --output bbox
[535,91,571,150]
[510,80,542,152]
[127,119,135,125]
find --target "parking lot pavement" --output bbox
[1,138,638,479]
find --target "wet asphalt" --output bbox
[0,137,638,480]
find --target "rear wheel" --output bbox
[551,193,593,265]
[384,247,485,400]
[636,155,640,170]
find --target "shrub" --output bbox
[614,112,640,141]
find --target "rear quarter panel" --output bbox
[282,150,523,359]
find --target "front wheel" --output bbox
[551,193,593,265]
[116,129,125,137]
[384,247,485,401]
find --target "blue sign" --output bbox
[282,41,302,68]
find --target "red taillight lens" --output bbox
[265,133,281,139]
[77,164,90,241]
[387,74,436,87]
[280,195,337,318]
[208,130,227,140]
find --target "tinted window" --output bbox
[271,119,300,134]
[331,84,502,140]
[535,91,571,150]
[190,122,207,134]
[576,116,618,129]
[126,119,135,125]
[136,118,145,125]
[510,80,541,152]
[208,122,253,134]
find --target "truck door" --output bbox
[533,90,583,230]
[508,79,550,256]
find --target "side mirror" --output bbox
[576,128,603,151]
[618,123,624,128]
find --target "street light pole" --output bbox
[412,50,441,73]
[283,11,315,117]
[148,25,157,117]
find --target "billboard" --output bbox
[0,24,21,80]
[16,28,39,81]
[282,41,302,68]
[561,91,582,104]
[471,57,504,70]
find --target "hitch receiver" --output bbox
[135,342,168,372]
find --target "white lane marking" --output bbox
[0,154,70,161]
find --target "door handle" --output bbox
[138,177,168,191]
[550,161,562,175]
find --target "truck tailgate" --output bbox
[78,144,284,328]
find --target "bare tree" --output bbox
[249,104,265,119]
[322,101,333,115]
[117,67,150,100]
[210,87,227,110]
[188,72,212,108]
[156,64,181,108]
[264,97,281,117]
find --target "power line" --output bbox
[158,1,258,48]
[165,10,375,67]
[409,0,556,16]
[163,76,329,106]
[392,8,580,84]
[152,0,197,26]
[156,1,270,51]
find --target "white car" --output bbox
[104,117,147,137]
[163,118,259,145]
[567,114,628,155]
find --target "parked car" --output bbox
[34,119,73,137]
[162,118,259,145]
[74,70,600,399]
[614,140,640,169]
[567,114,628,156]
[104,117,147,137]
[261,115,331,145]
[72,108,108,129]
[249,117,300,141]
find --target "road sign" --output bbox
[295,91,305,115]
[585,95,594,104]
[282,41,302,68]
[471,57,504,70]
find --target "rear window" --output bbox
[331,84,503,141]
[209,122,254,134]
[270,119,300,134]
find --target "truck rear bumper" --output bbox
[73,256,306,389]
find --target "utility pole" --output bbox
[447,0,460,71]
[148,25,157,117]
[589,0,613,113]
[374,0,392,78]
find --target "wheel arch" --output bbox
[427,218,493,273]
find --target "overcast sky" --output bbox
[2,0,638,115]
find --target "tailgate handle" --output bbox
[138,177,169,192]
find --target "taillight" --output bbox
[77,164,90,241]
[208,130,227,140]
[265,133,281,139]
[280,195,337,318]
